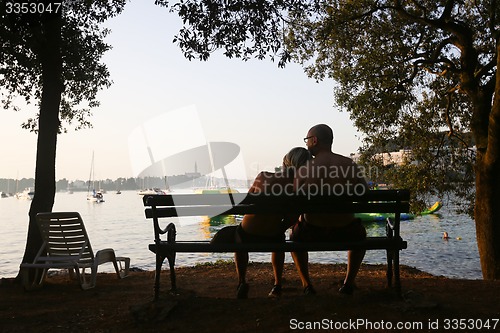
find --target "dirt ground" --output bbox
[1,262,499,333]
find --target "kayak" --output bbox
[356,201,443,222]
[420,201,443,215]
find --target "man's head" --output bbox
[304,124,333,156]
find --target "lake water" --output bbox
[0,190,482,280]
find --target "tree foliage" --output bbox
[1,0,126,132]
[163,0,497,213]
[285,0,497,214]
[163,0,500,279]
[156,0,305,65]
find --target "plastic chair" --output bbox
[20,212,130,290]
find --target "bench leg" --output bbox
[166,250,177,293]
[394,250,402,297]
[386,249,393,288]
[385,218,395,290]
[386,249,403,297]
[153,250,177,300]
[165,223,177,293]
[154,252,166,301]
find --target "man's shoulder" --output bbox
[308,152,356,167]
[331,152,356,164]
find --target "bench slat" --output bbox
[143,189,410,207]
[145,202,410,218]
[149,238,407,253]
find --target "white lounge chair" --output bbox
[20,212,130,290]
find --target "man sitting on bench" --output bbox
[292,124,368,295]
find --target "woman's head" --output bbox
[282,147,311,175]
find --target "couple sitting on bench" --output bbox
[212,124,368,298]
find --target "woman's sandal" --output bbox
[268,285,282,298]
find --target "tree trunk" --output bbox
[475,156,500,280]
[18,11,63,273]
[474,42,500,280]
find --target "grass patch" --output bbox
[194,259,234,267]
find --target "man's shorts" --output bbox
[290,218,366,242]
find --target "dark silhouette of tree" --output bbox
[1,0,126,280]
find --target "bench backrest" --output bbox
[143,189,410,218]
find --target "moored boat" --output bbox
[194,187,239,194]
[15,188,34,200]
[137,188,168,195]
[87,190,105,203]
[87,152,104,203]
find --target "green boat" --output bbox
[356,201,443,222]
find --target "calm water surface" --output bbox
[0,190,482,279]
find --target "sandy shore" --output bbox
[1,262,499,332]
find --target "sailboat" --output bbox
[87,152,104,203]
[192,158,238,194]
[137,176,170,195]
[15,187,35,200]
[193,175,238,194]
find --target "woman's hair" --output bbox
[282,147,311,176]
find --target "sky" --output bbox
[1,1,363,182]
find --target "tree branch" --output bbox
[440,0,455,21]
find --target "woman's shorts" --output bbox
[290,218,366,243]
[211,224,285,244]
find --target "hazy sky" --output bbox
[1,1,362,181]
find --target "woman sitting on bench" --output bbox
[211,147,311,299]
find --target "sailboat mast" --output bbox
[88,152,94,193]
[206,143,216,188]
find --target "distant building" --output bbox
[350,149,413,166]
[184,161,201,179]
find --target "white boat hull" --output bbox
[16,188,34,200]
[87,191,105,203]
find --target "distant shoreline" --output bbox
[0,176,250,193]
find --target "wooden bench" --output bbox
[143,189,409,300]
